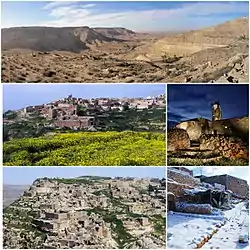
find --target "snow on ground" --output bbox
[202,202,249,249]
[167,202,249,249]
[167,211,225,249]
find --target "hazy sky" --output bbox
[2,1,248,32]
[168,84,249,125]
[3,84,165,111]
[189,166,249,183]
[3,167,165,185]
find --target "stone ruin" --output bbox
[167,101,249,161]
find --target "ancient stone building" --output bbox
[54,116,96,130]
[200,175,249,198]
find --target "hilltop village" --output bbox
[3,176,166,249]
[3,94,165,140]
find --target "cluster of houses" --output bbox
[19,94,165,130]
[4,177,165,248]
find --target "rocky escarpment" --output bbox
[2,26,137,52]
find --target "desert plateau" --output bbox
[2,17,249,83]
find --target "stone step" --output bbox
[167,155,224,164]
[190,142,200,147]
[189,146,200,150]
[168,149,216,157]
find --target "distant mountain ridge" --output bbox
[2,26,143,52]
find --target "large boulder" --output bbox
[167,128,190,151]
[176,120,203,140]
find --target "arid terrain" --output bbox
[1,17,249,83]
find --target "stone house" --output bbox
[200,175,249,198]
[127,202,145,213]
[45,211,68,220]
[54,116,95,130]
[138,217,149,226]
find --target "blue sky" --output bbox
[3,167,165,185]
[2,1,248,32]
[189,167,249,183]
[168,84,249,126]
[3,84,165,111]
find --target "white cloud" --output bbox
[42,1,77,10]
[43,1,96,10]
[2,2,247,30]
[39,2,248,31]
[202,167,237,176]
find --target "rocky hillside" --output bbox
[3,177,166,249]
[132,17,249,58]
[1,26,139,52]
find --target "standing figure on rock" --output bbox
[212,101,222,121]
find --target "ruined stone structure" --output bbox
[167,168,200,200]
[4,177,166,249]
[200,175,249,198]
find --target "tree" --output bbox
[122,102,129,111]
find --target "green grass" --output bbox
[84,208,135,248]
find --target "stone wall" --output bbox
[202,175,249,198]
[227,175,249,198]
[167,182,188,199]
[167,168,200,187]
[199,135,248,160]
[54,120,90,129]
[176,203,213,214]
[167,128,190,151]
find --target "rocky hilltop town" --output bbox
[168,101,249,165]
[3,176,166,249]
[4,94,165,140]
